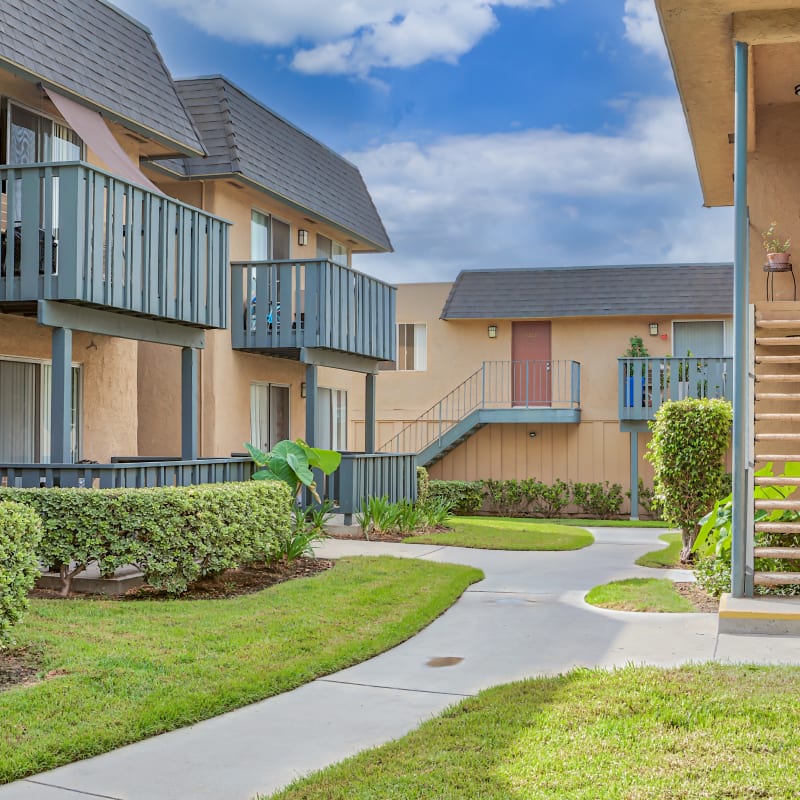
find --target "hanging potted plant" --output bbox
[762,221,791,265]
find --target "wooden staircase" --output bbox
[753,302,800,587]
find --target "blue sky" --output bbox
[117,0,733,282]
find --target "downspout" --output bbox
[731,41,751,598]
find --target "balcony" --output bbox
[0,161,229,329]
[618,356,732,424]
[231,259,395,365]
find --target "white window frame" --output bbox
[250,381,291,451]
[395,322,427,371]
[5,99,85,164]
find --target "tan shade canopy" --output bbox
[46,89,163,194]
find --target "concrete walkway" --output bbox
[4,528,800,800]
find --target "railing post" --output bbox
[481,362,486,409]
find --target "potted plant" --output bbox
[762,221,791,266]
[623,336,649,407]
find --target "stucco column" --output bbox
[50,326,73,465]
[365,372,377,453]
[181,347,198,461]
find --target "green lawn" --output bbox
[404,516,593,551]
[636,532,683,568]
[267,665,800,800]
[0,556,482,784]
[585,577,695,613]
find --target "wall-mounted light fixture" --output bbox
[529,431,537,440]
[300,382,307,398]
[298,229,309,246]
[794,84,800,97]
[649,322,659,336]
[488,325,498,339]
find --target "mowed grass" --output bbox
[0,556,482,784]
[636,532,683,568]
[585,577,695,613]
[267,665,800,800]
[404,516,593,551]
[537,517,670,528]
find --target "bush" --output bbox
[482,479,524,516]
[571,481,624,519]
[0,502,42,649]
[520,478,571,518]
[427,480,483,515]
[0,481,293,595]
[625,478,661,519]
[416,466,430,506]
[646,398,732,562]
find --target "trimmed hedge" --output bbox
[0,502,42,648]
[0,481,293,595]
[427,480,483,515]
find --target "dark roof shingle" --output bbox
[440,263,734,319]
[0,0,203,155]
[165,77,392,252]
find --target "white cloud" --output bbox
[348,96,733,283]
[623,0,668,59]
[122,0,559,77]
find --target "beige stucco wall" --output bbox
[0,314,138,462]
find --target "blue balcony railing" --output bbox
[231,259,395,361]
[618,356,732,422]
[0,161,229,328]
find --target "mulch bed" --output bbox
[673,581,720,613]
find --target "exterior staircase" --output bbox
[752,302,800,588]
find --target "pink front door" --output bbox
[511,321,551,406]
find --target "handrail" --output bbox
[379,359,581,454]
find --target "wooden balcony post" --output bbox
[50,326,73,465]
[629,431,639,521]
[181,347,198,460]
[365,372,377,453]
[305,364,318,447]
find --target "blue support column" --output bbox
[305,364,318,447]
[732,41,752,598]
[365,372,377,454]
[181,347,198,461]
[629,431,639,521]
[50,327,73,465]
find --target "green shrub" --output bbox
[520,478,571,517]
[0,481,293,595]
[646,398,732,561]
[427,480,483,515]
[571,481,624,519]
[416,466,430,506]
[626,478,661,518]
[0,502,42,648]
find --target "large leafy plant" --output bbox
[246,439,341,503]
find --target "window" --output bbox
[316,234,348,266]
[0,358,81,462]
[388,323,427,371]
[250,211,291,261]
[250,383,290,451]
[5,102,82,165]
[316,388,347,450]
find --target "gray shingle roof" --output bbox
[440,263,734,319]
[163,77,392,253]
[0,0,203,155]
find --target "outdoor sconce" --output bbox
[298,229,309,246]
[794,84,800,97]
[488,325,498,339]
[300,382,307,398]
[529,431,537,440]
[649,322,659,336]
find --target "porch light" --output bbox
[529,431,537,440]
[300,382,307,398]
[487,325,498,339]
[649,322,659,336]
[795,84,800,97]
[298,229,309,246]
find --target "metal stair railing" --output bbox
[378,360,580,455]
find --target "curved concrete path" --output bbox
[2,527,798,800]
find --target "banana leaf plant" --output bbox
[245,440,342,503]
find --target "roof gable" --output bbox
[0,0,203,155]
[440,263,734,319]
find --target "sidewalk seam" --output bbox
[22,780,125,800]
[318,678,474,698]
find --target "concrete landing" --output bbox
[36,564,144,596]
[718,593,800,635]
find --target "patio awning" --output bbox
[46,89,163,194]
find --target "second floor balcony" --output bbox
[0,161,229,329]
[231,259,396,363]
[618,356,732,423]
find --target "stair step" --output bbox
[755,413,800,421]
[756,320,800,330]
[754,547,800,560]
[756,374,800,382]
[755,393,800,400]
[754,500,800,510]
[755,476,800,486]
[755,454,800,462]
[754,571,800,587]
[756,337,800,346]
[756,355,800,363]
[756,522,800,534]
[756,433,800,441]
